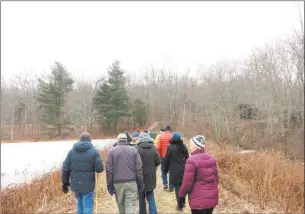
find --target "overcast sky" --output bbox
[1,1,304,80]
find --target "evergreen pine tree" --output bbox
[133,99,148,127]
[93,79,112,128]
[93,61,130,133]
[36,61,74,137]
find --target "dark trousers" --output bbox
[173,183,183,204]
[191,208,214,214]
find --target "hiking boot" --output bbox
[163,184,168,190]
[176,205,183,212]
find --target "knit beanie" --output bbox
[172,132,182,140]
[190,135,206,149]
[117,133,127,140]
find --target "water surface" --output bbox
[1,139,115,189]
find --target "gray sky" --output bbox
[1,1,304,80]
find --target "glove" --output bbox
[107,184,115,196]
[138,183,145,193]
[178,196,185,209]
[62,184,69,194]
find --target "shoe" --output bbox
[163,184,168,190]
[169,188,174,192]
[176,205,183,212]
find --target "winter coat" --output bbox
[154,134,161,146]
[164,138,189,185]
[61,141,104,193]
[156,131,172,158]
[179,149,219,209]
[126,133,133,143]
[136,137,161,191]
[133,131,140,138]
[106,140,144,186]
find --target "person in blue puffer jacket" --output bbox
[61,132,104,214]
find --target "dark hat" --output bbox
[165,125,171,131]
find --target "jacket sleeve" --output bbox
[156,136,162,155]
[154,148,161,167]
[163,145,172,174]
[61,150,72,185]
[93,149,104,173]
[179,158,196,197]
[105,149,113,186]
[134,149,144,185]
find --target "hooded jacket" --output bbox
[61,141,104,193]
[136,137,161,191]
[106,140,143,186]
[179,149,219,209]
[164,138,189,185]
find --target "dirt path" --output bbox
[38,168,275,214]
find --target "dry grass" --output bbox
[1,170,62,214]
[209,142,304,213]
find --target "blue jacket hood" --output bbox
[73,141,93,152]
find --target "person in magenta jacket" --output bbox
[178,135,219,214]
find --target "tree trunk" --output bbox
[182,98,188,127]
[114,121,117,134]
[10,104,15,141]
[58,125,61,136]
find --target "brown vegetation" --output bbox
[2,136,303,214]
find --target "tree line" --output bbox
[1,21,304,158]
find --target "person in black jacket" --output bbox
[164,131,189,211]
[136,133,161,214]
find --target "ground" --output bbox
[36,169,277,214]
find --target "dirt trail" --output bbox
[37,168,274,214]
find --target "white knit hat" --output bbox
[190,135,206,149]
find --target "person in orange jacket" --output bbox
[156,125,174,191]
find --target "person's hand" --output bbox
[107,184,115,196]
[62,184,69,194]
[138,183,145,193]
[178,196,185,209]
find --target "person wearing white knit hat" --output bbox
[189,135,206,150]
[178,135,219,213]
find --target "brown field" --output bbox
[1,137,304,214]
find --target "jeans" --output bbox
[75,192,94,214]
[160,159,174,190]
[191,208,214,214]
[139,191,157,214]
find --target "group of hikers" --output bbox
[61,126,219,214]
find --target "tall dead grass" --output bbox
[213,144,304,213]
[1,170,62,214]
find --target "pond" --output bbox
[1,139,115,189]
